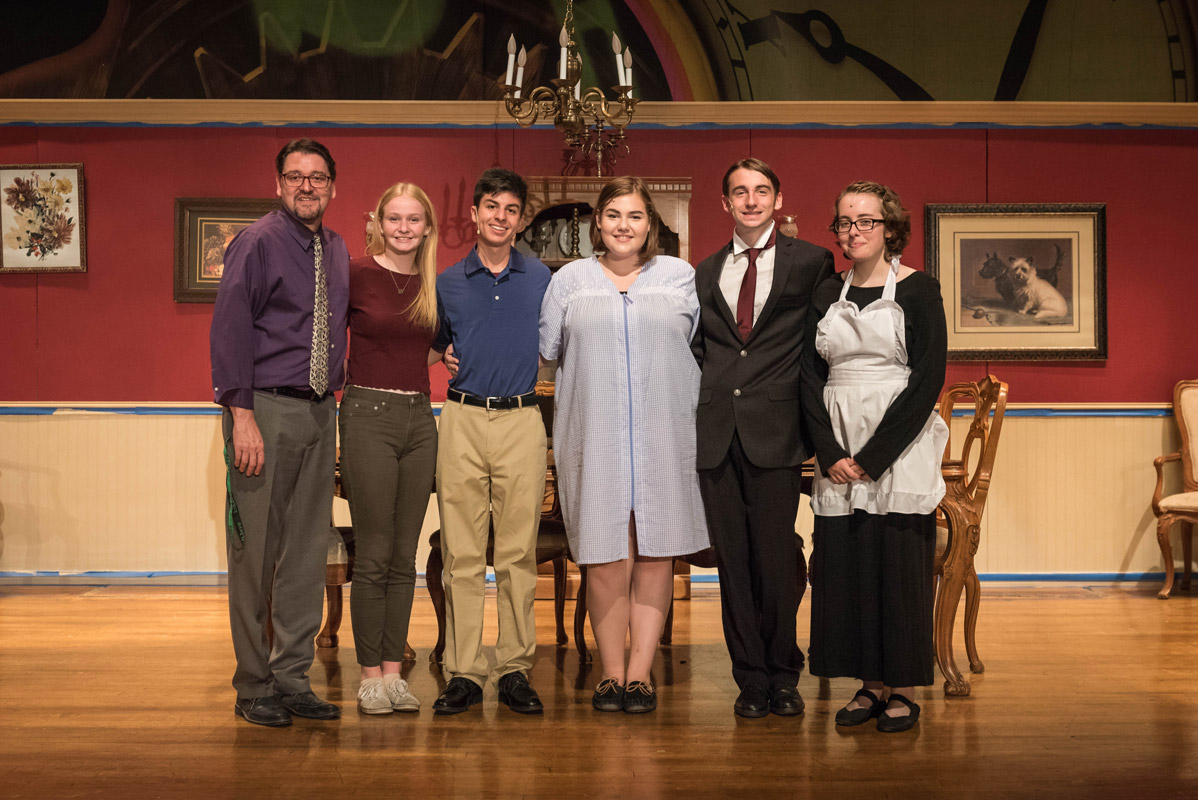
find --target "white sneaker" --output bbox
[357,677,393,715]
[384,675,421,712]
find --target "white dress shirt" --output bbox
[718,222,776,329]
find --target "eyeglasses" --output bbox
[281,171,331,188]
[830,218,885,234]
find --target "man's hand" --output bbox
[231,407,265,476]
[442,344,460,377]
[827,457,866,485]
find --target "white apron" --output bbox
[810,259,948,517]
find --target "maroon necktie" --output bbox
[735,227,776,341]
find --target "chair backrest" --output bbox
[1175,379,1198,492]
[937,374,1009,513]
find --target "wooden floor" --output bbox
[1,583,1196,799]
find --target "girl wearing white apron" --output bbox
[800,181,948,733]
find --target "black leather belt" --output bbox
[261,386,334,402]
[447,388,539,410]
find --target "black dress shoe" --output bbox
[591,678,625,713]
[234,696,292,727]
[277,691,340,720]
[622,681,657,714]
[734,685,769,718]
[877,693,921,733]
[769,684,805,716]
[433,677,483,715]
[497,671,543,715]
[835,688,886,727]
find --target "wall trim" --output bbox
[3,100,1198,129]
[0,402,1173,417]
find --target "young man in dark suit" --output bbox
[691,158,834,718]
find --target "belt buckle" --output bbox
[485,396,498,411]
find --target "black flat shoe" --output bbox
[592,678,625,712]
[733,685,769,719]
[877,693,921,733]
[623,681,657,714]
[277,691,340,720]
[768,684,805,717]
[835,688,885,727]
[234,696,292,727]
[497,671,544,715]
[432,677,483,715]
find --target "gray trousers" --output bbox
[223,392,336,698]
[338,387,438,666]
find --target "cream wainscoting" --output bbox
[0,403,1183,579]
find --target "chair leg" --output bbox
[1157,515,1176,600]
[660,597,674,646]
[553,557,568,646]
[1182,521,1194,592]
[316,583,342,648]
[796,544,808,608]
[574,565,591,662]
[964,569,984,674]
[426,540,447,661]
[934,511,971,696]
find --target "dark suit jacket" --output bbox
[691,233,834,470]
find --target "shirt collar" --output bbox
[465,245,526,276]
[731,221,776,255]
[279,206,326,250]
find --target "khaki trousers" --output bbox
[436,400,546,685]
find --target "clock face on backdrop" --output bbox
[675,0,1193,101]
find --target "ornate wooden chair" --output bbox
[934,374,1007,697]
[1151,379,1198,599]
[424,381,571,662]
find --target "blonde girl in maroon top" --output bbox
[339,183,443,714]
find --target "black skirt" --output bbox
[808,509,936,687]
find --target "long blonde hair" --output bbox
[367,182,439,330]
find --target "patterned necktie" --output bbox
[309,233,329,395]
[735,226,777,341]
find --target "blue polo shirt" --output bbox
[434,247,551,398]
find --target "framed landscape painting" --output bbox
[174,197,277,302]
[925,203,1107,361]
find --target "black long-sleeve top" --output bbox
[799,270,948,480]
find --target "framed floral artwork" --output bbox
[1,164,86,273]
[173,197,278,302]
[925,203,1107,361]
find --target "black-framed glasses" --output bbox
[830,218,885,234]
[281,171,331,188]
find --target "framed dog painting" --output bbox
[925,203,1107,361]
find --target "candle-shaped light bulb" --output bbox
[515,46,527,98]
[559,26,569,80]
[505,34,516,86]
[612,32,626,85]
[623,48,633,93]
[574,53,582,99]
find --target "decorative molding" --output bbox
[4,100,1198,128]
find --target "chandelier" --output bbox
[499,0,639,177]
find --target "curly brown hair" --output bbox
[830,180,910,259]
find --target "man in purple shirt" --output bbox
[210,138,349,727]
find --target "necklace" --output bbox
[380,260,416,296]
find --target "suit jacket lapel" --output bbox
[708,243,739,335]
[748,236,794,341]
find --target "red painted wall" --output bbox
[1,125,1194,403]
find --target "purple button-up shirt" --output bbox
[210,208,349,409]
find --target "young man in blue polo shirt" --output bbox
[430,168,552,715]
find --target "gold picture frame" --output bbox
[173,197,277,302]
[0,163,86,274]
[925,203,1107,361]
